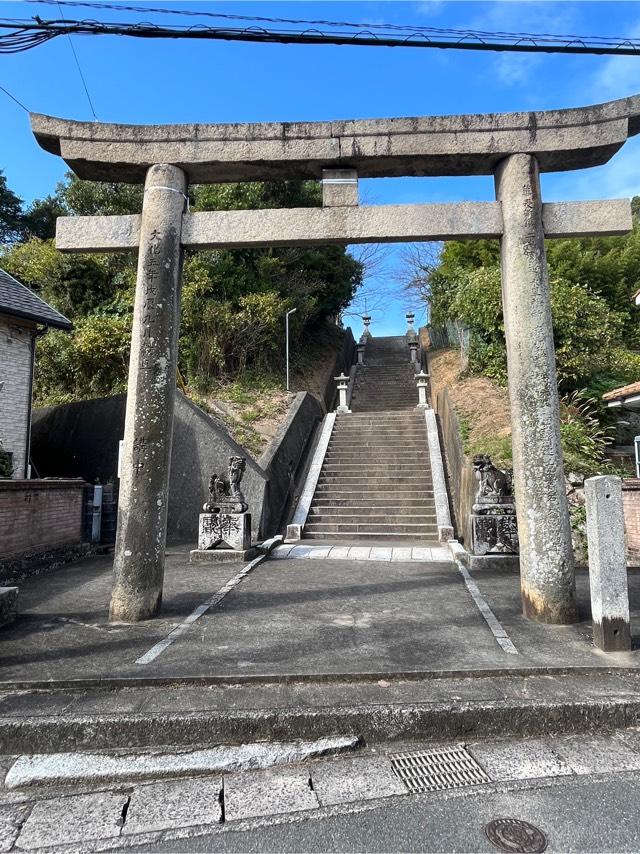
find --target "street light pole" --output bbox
[285,307,297,392]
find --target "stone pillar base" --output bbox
[190,547,258,564]
[198,512,251,551]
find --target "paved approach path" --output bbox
[0,547,638,684]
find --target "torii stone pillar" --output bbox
[109,164,187,622]
[495,154,576,624]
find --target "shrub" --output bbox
[0,444,13,478]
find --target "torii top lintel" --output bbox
[31,95,640,184]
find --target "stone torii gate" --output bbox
[30,95,640,625]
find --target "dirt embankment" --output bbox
[429,349,512,467]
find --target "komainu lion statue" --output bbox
[472,454,513,501]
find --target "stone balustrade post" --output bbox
[415,371,430,409]
[585,475,631,652]
[495,153,576,624]
[109,164,187,623]
[409,340,419,364]
[335,373,351,413]
[356,343,366,365]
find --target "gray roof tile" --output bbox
[0,268,72,330]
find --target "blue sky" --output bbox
[2,0,640,336]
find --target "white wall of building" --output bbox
[0,315,35,478]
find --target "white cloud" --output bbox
[466,2,579,88]
[590,23,640,101]
[414,1,446,17]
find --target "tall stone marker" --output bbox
[585,475,632,652]
[30,96,640,623]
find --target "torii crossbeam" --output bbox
[31,96,640,625]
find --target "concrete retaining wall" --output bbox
[31,387,326,545]
[0,479,86,559]
[259,392,324,537]
[318,327,356,412]
[32,392,268,544]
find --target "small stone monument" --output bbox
[190,456,257,563]
[470,455,519,557]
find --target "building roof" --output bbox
[0,268,72,330]
[603,381,640,404]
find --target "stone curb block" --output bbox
[0,698,638,755]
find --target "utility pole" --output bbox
[285,307,297,392]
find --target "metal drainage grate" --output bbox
[390,746,490,793]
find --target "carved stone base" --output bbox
[190,547,258,564]
[471,504,519,556]
[198,512,251,551]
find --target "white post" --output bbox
[335,373,351,413]
[285,307,297,392]
[415,371,430,409]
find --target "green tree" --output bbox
[1,173,362,403]
[0,171,25,244]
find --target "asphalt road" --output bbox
[146,772,640,853]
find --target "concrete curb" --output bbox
[286,413,336,541]
[424,409,454,543]
[0,664,637,693]
[1,696,639,755]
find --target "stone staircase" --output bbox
[303,336,438,542]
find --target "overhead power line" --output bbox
[56,1,98,120]
[31,0,640,46]
[0,81,29,112]
[1,14,640,56]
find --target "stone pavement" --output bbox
[3,729,640,850]
[1,547,639,685]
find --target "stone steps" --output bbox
[308,514,437,525]
[298,334,437,542]
[310,497,434,507]
[304,526,438,539]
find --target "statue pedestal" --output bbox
[190,546,258,564]
[197,512,251,551]
[471,500,519,556]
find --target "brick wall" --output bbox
[623,479,640,566]
[0,480,86,558]
[0,316,35,479]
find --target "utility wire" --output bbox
[1,16,640,56]
[0,81,29,112]
[31,0,640,48]
[56,1,98,119]
[31,0,640,45]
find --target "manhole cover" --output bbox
[390,746,490,793]
[484,818,548,853]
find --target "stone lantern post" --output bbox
[415,371,430,409]
[361,314,372,341]
[334,373,351,413]
[408,340,419,364]
[356,343,366,364]
[406,311,416,337]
